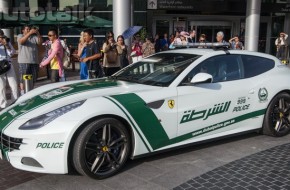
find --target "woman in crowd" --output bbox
[117,35,130,68]
[131,34,143,63]
[0,30,18,110]
[102,35,122,76]
[180,32,189,45]
[229,35,244,50]
[40,28,64,83]
[142,35,155,58]
[78,32,89,79]
[198,34,208,48]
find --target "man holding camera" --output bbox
[17,25,42,95]
[0,29,18,110]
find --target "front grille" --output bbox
[0,132,23,151]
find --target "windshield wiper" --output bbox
[110,75,141,83]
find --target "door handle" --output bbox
[249,89,255,94]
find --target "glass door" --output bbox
[156,20,170,37]
[189,21,232,43]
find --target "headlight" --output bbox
[19,100,86,130]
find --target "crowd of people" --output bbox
[0,25,288,110]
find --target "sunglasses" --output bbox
[48,34,54,37]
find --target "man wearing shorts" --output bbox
[17,25,42,95]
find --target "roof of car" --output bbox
[162,48,280,63]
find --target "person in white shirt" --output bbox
[0,30,18,110]
[275,32,288,60]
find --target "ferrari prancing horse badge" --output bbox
[168,100,175,109]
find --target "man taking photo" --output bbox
[17,25,42,95]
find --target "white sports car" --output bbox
[1,46,290,179]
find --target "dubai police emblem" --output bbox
[258,88,268,102]
[168,100,175,109]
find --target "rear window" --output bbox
[241,55,275,78]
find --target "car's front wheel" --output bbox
[263,92,290,137]
[72,118,130,179]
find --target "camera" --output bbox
[5,37,10,43]
[1,36,10,43]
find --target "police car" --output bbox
[1,44,290,179]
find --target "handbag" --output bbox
[106,48,118,64]
[62,50,70,68]
[0,46,11,75]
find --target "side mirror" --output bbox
[190,73,213,84]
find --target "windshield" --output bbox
[112,53,200,87]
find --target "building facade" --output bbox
[0,0,289,55]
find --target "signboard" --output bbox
[147,0,194,10]
[158,0,193,10]
[147,0,157,10]
[147,1,290,13]
[262,3,290,13]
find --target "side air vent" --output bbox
[146,100,165,109]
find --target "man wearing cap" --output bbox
[275,32,288,60]
[17,25,42,95]
[0,29,18,110]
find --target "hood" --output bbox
[0,78,161,131]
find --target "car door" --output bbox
[176,54,256,142]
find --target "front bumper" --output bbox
[0,126,71,174]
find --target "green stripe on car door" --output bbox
[110,94,170,150]
[109,93,266,151]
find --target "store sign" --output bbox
[158,0,193,10]
[281,3,290,13]
[262,3,290,13]
[147,0,193,10]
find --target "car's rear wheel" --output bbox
[263,93,290,137]
[72,118,130,179]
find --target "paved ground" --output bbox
[2,67,290,190]
[1,133,290,190]
[174,143,290,190]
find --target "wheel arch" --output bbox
[265,89,290,111]
[261,89,290,133]
[66,114,135,174]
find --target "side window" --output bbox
[182,55,242,84]
[241,55,275,78]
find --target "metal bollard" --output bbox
[23,74,33,93]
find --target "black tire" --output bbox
[263,92,290,137]
[72,118,130,179]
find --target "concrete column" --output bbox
[244,0,261,51]
[113,0,131,40]
[0,0,14,43]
